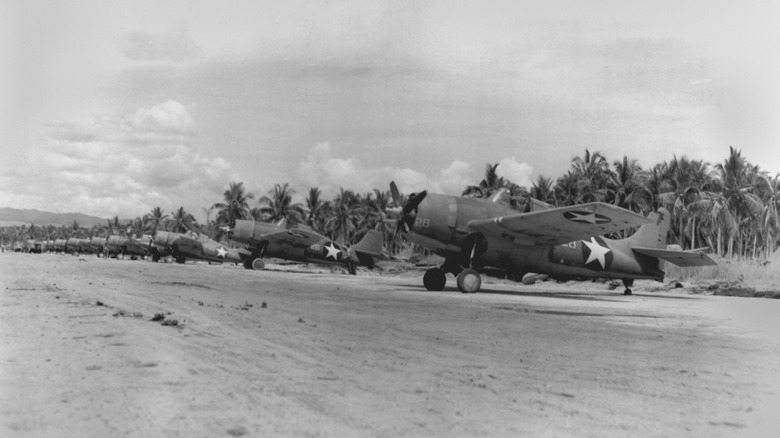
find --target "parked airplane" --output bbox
[388,182,715,294]
[227,220,384,274]
[104,235,152,259]
[149,230,248,264]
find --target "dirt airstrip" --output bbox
[2,252,780,437]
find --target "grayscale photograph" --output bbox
[2,1,779,436]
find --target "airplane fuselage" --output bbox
[406,193,664,282]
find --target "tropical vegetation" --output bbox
[3,147,779,262]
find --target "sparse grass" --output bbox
[665,252,780,290]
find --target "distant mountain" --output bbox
[0,207,108,228]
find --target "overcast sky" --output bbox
[2,0,779,221]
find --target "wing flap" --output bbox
[632,247,717,267]
[468,202,651,246]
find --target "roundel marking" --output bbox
[581,236,613,271]
[564,211,611,225]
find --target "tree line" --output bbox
[3,147,778,260]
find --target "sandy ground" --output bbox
[2,252,780,437]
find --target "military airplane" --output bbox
[388,181,715,295]
[104,234,152,259]
[227,220,384,274]
[149,230,248,264]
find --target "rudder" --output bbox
[625,207,671,249]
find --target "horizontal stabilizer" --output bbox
[632,247,716,267]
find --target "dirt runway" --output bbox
[2,253,779,437]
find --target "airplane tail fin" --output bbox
[351,230,384,269]
[624,207,671,249]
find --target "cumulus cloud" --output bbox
[10,101,237,218]
[497,157,534,187]
[296,142,477,198]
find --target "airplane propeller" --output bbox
[389,181,427,234]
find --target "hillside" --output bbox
[0,207,107,228]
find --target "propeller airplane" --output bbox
[149,230,248,265]
[226,219,384,274]
[388,181,716,295]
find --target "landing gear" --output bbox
[456,268,481,293]
[622,278,634,295]
[244,257,265,270]
[175,256,186,264]
[346,261,357,275]
[252,258,265,270]
[423,268,447,291]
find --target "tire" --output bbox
[456,269,481,294]
[423,268,447,291]
[347,261,357,275]
[251,258,265,270]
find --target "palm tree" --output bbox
[530,175,556,205]
[658,156,713,249]
[463,163,505,198]
[144,206,168,235]
[305,187,328,232]
[610,156,650,213]
[325,188,361,245]
[213,181,254,226]
[758,174,780,258]
[554,171,579,206]
[716,147,763,257]
[168,207,196,233]
[570,149,611,203]
[257,183,306,225]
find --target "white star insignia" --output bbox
[569,212,599,224]
[582,237,611,269]
[216,246,227,258]
[324,242,341,260]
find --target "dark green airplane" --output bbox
[389,181,715,295]
[105,234,152,259]
[150,230,248,264]
[227,220,384,274]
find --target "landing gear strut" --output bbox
[622,278,634,295]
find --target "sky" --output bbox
[2,0,780,222]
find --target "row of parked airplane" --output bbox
[13,182,717,295]
[23,219,385,275]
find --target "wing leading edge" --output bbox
[468,202,651,246]
[632,247,717,267]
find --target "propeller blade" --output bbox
[390,181,402,206]
[403,190,427,215]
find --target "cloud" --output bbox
[497,157,534,187]
[2,101,236,218]
[119,24,200,62]
[296,142,478,198]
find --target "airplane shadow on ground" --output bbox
[399,282,699,302]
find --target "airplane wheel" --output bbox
[423,268,446,291]
[175,257,185,264]
[456,269,481,294]
[347,261,357,275]
[251,258,265,270]
[624,288,632,295]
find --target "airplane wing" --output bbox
[468,202,651,246]
[632,247,717,267]
[254,228,326,248]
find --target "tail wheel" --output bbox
[456,269,481,294]
[423,268,447,291]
